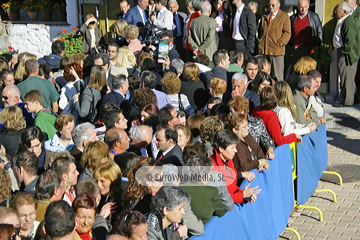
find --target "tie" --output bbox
[65,187,75,202]
[158,152,164,162]
[142,10,147,24]
[173,13,182,37]
[269,13,274,24]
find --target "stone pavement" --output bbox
[278,103,360,240]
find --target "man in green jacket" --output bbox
[333,1,359,107]
[23,89,57,140]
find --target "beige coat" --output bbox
[258,10,291,56]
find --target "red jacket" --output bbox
[210,148,244,203]
[185,11,201,51]
[252,106,297,146]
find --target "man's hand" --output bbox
[319,117,326,124]
[231,89,241,98]
[73,93,80,102]
[193,49,200,56]
[150,14,156,22]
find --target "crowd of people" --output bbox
[0,0,358,239]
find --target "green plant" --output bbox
[54,1,66,13]
[310,43,332,82]
[58,28,84,56]
[1,0,22,12]
[22,0,40,12]
[38,0,54,11]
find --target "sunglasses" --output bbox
[89,21,96,25]
[268,3,278,7]
[1,95,9,100]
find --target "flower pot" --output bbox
[41,10,52,21]
[27,11,38,21]
[6,10,20,21]
[56,11,66,21]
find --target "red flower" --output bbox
[311,50,315,54]
[70,42,74,45]
[322,60,325,63]
[70,32,74,35]
[79,36,84,39]
[72,26,77,29]
[62,30,67,33]
[61,38,65,42]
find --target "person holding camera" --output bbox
[80,14,105,54]
[150,0,173,32]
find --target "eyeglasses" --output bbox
[268,3,278,7]
[19,211,37,219]
[1,95,9,100]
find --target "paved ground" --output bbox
[278,103,360,240]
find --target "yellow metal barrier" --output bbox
[322,171,343,186]
[284,227,301,240]
[314,189,337,202]
[296,205,323,222]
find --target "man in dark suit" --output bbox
[333,1,359,107]
[116,0,131,20]
[188,1,217,61]
[205,49,234,92]
[168,0,187,61]
[231,0,257,59]
[124,0,149,39]
[223,72,260,113]
[102,74,129,106]
[155,125,184,166]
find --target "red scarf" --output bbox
[76,229,92,240]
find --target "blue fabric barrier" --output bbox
[296,124,328,205]
[190,144,294,240]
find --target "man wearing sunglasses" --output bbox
[258,0,291,82]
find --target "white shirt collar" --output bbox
[237,4,245,12]
[163,144,176,156]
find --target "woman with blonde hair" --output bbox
[274,81,316,136]
[209,77,227,99]
[14,52,38,81]
[0,105,26,158]
[93,162,122,230]
[122,157,162,214]
[286,56,317,91]
[109,19,128,47]
[110,46,140,76]
[174,124,192,151]
[124,25,145,66]
[78,140,109,181]
[73,66,108,123]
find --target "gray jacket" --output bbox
[73,87,101,119]
[290,11,323,45]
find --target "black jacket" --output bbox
[156,144,184,166]
[205,66,235,92]
[290,11,323,46]
[231,6,257,53]
[102,90,124,106]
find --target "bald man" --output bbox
[288,0,323,65]
[105,128,130,161]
